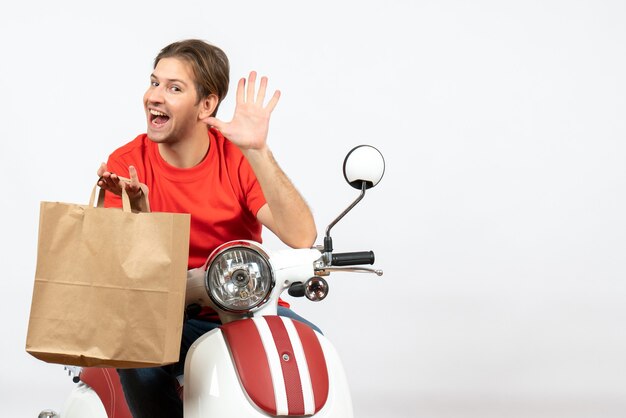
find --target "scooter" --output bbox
[40,144,385,418]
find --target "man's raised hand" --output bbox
[202,71,280,151]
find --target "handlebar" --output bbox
[331,251,375,266]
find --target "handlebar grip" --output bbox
[331,251,375,266]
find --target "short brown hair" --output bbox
[154,39,229,116]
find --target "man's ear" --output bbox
[199,94,219,120]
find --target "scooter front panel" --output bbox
[185,319,353,418]
[220,316,329,416]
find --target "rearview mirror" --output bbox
[343,145,385,190]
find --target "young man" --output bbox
[96,39,317,418]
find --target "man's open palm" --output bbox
[203,71,280,150]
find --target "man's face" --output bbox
[143,57,201,143]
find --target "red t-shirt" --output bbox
[103,128,266,269]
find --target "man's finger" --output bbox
[256,76,268,104]
[97,162,107,177]
[246,71,257,102]
[98,171,112,189]
[129,166,139,186]
[236,77,245,104]
[110,173,120,186]
[204,116,225,131]
[265,90,281,113]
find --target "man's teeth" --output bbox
[150,109,168,117]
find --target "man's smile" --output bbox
[149,108,170,127]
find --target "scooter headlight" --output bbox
[205,241,275,313]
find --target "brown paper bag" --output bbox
[26,183,190,368]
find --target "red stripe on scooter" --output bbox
[80,368,132,418]
[221,319,276,415]
[292,320,329,412]
[265,316,306,415]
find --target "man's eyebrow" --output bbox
[150,73,188,86]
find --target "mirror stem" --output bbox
[324,181,367,253]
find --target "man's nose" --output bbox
[147,85,165,103]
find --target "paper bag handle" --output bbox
[89,177,151,213]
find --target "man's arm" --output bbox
[246,148,317,249]
[204,72,317,248]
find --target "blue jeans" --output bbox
[118,307,321,418]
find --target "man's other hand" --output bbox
[97,163,145,201]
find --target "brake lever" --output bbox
[317,267,383,276]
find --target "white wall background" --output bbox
[1,0,625,417]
